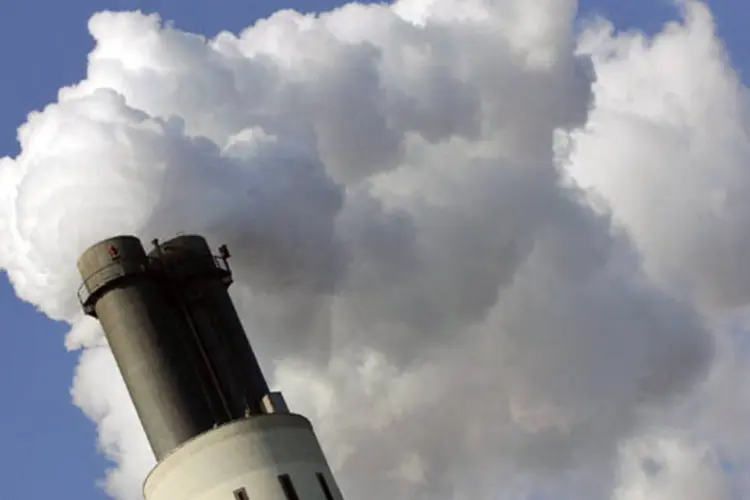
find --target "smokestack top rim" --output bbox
[147,234,213,258]
[76,235,145,272]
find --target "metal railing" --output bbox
[77,260,148,306]
[77,254,233,308]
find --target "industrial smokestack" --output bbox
[77,234,345,500]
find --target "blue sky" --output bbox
[0,1,745,499]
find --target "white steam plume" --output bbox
[0,1,746,498]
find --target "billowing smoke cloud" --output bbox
[612,433,731,500]
[0,0,746,498]
[564,1,750,311]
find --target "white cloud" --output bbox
[0,1,747,499]
[613,434,730,500]
[565,0,750,311]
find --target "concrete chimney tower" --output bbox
[77,234,344,500]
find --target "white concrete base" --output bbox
[144,414,344,500]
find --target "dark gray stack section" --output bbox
[147,236,269,418]
[77,234,270,461]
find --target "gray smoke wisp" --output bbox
[1,1,747,498]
